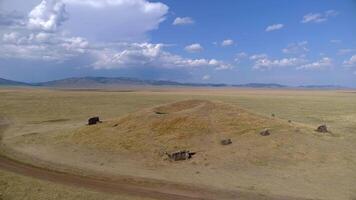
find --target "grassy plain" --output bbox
[0,87,356,200]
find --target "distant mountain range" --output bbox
[0,78,31,86]
[0,76,350,89]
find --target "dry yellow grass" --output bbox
[64,99,311,166]
[1,88,356,200]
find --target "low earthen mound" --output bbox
[66,100,310,164]
[153,100,209,114]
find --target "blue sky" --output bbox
[0,0,355,86]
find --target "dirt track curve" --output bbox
[0,120,312,200]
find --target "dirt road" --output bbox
[0,119,312,200]
[0,154,317,200]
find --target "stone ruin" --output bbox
[316,125,328,133]
[166,150,196,161]
[221,139,232,145]
[260,129,270,136]
[88,117,101,125]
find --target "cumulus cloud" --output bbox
[1,31,230,71]
[2,32,20,43]
[249,54,268,60]
[0,31,89,61]
[297,57,332,70]
[221,39,234,47]
[0,0,233,74]
[282,41,309,54]
[184,43,203,53]
[202,75,210,80]
[172,17,194,25]
[301,10,338,24]
[0,10,25,27]
[265,24,284,32]
[253,57,304,70]
[234,52,248,63]
[343,55,356,67]
[338,49,355,55]
[91,43,230,70]
[27,0,68,32]
[63,0,168,41]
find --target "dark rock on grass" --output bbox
[166,150,196,161]
[260,129,270,136]
[221,139,232,145]
[316,125,328,133]
[88,117,101,125]
[155,111,167,115]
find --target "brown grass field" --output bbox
[0,87,356,200]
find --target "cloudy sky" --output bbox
[0,0,355,86]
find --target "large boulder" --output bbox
[316,125,328,133]
[221,139,232,145]
[260,129,271,136]
[88,117,101,125]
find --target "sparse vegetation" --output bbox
[0,87,356,200]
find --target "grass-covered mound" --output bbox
[65,100,305,161]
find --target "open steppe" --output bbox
[0,87,356,200]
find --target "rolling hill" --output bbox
[0,78,31,86]
[0,76,349,89]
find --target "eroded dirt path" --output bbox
[0,118,312,200]
[0,154,315,200]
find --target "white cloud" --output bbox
[253,57,304,70]
[184,43,203,53]
[249,54,268,60]
[172,17,194,25]
[0,0,233,73]
[2,32,20,43]
[202,75,210,80]
[343,55,356,67]
[282,41,309,54]
[234,52,248,63]
[63,0,168,41]
[27,0,68,32]
[330,39,342,44]
[0,31,89,61]
[90,43,230,70]
[61,36,89,53]
[297,57,332,70]
[265,24,284,32]
[0,10,25,27]
[0,30,230,70]
[221,39,234,47]
[338,49,355,55]
[301,10,338,24]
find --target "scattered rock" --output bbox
[155,111,167,115]
[316,125,328,133]
[221,139,232,145]
[88,117,101,125]
[271,113,275,117]
[113,123,119,127]
[288,120,292,123]
[166,150,196,161]
[260,129,270,136]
